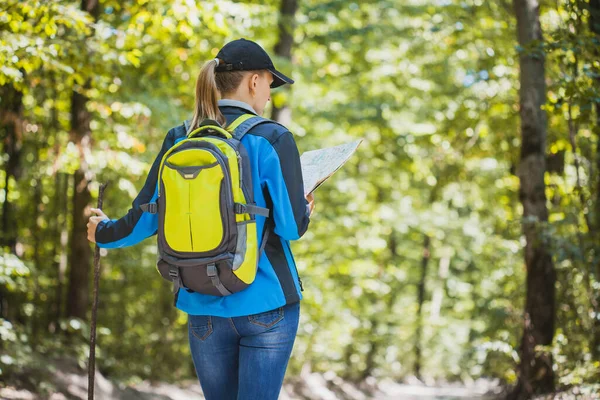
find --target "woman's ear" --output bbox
[249,73,259,96]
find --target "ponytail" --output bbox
[189,58,258,133]
[189,59,226,133]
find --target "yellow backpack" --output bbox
[141,114,270,297]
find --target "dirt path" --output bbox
[372,384,493,399]
[0,382,497,400]
[1,385,495,400]
[0,363,500,400]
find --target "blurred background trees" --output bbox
[0,0,599,398]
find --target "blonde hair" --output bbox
[189,58,264,133]
[188,59,263,133]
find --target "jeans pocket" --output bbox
[248,306,284,328]
[189,315,213,341]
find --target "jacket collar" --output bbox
[218,99,258,115]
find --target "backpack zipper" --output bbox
[208,136,254,215]
[210,137,248,203]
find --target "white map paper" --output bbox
[300,139,363,196]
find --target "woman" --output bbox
[87,38,315,400]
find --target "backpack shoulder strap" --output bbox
[227,114,286,141]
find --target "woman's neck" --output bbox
[222,92,253,107]
[221,96,258,114]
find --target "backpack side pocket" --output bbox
[232,220,258,285]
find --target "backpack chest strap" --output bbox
[234,202,269,217]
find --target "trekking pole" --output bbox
[88,182,108,400]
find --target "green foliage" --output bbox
[0,249,29,291]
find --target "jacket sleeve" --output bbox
[260,131,310,241]
[95,129,174,248]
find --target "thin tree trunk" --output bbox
[414,234,431,380]
[588,0,600,360]
[31,146,42,342]
[591,0,600,243]
[360,231,400,381]
[271,0,298,125]
[48,74,66,332]
[66,169,92,320]
[461,261,480,367]
[56,173,70,326]
[430,256,450,322]
[0,84,23,321]
[0,84,23,253]
[66,0,100,320]
[361,313,379,381]
[511,0,555,397]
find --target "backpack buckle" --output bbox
[234,203,247,214]
[141,202,158,214]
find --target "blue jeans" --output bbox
[188,301,300,400]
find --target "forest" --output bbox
[0,0,599,399]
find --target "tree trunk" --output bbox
[48,74,68,332]
[461,261,480,367]
[360,231,400,381]
[511,0,556,397]
[589,0,600,360]
[48,171,65,332]
[430,255,450,322]
[271,0,298,125]
[55,172,70,327]
[0,84,23,321]
[66,169,92,320]
[414,234,431,380]
[31,147,42,342]
[65,0,100,320]
[0,84,23,253]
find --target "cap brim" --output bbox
[269,68,294,88]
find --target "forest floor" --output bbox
[0,356,502,400]
[1,356,594,399]
[0,378,501,400]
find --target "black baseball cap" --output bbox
[215,38,294,88]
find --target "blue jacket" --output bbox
[95,100,310,317]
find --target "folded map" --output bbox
[300,139,363,196]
